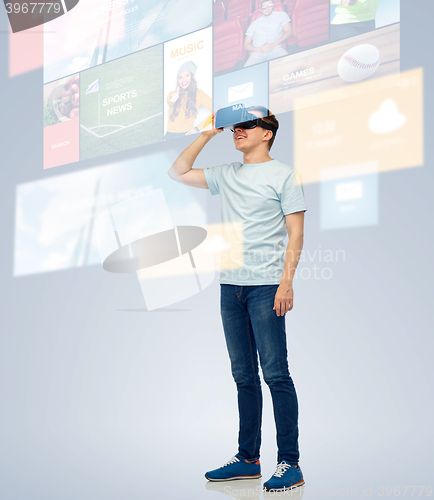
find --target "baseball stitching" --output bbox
[342,54,381,69]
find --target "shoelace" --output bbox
[223,456,240,467]
[273,461,291,477]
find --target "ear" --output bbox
[263,129,273,143]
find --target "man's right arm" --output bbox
[244,20,265,52]
[244,34,266,53]
[167,123,223,189]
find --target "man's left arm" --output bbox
[267,21,293,51]
[273,211,304,316]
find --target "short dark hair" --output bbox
[247,106,279,151]
[261,0,273,8]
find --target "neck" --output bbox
[243,150,273,164]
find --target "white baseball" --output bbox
[337,44,381,83]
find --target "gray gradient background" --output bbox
[1,2,433,498]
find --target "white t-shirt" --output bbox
[246,11,291,47]
[204,160,307,285]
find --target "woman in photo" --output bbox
[165,61,212,141]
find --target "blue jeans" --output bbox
[220,284,299,465]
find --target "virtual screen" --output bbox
[5,3,433,491]
[14,152,211,277]
[42,0,401,170]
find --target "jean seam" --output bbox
[246,312,261,460]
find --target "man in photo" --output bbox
[330,0,380,41]
[244,0,293,67]
[168,106,307,492]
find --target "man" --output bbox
[244,0,293,67]
[330,0,380,41]
[167,106,306,492]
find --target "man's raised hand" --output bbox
[201,112,224,139]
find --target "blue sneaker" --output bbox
[205,455,262,481]
[263,460,304,491]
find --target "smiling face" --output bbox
[232,111,273,153]
[233,126,261,152]
[178,71,192,90]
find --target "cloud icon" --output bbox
[369,99,407,134]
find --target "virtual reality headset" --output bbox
[215,104,277,136]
